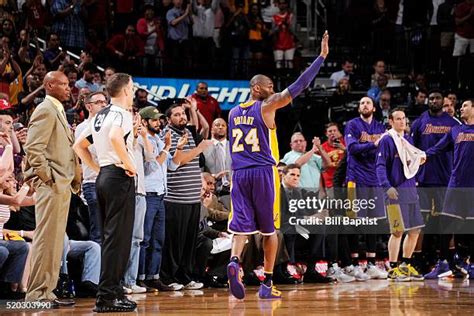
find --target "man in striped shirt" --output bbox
[159,102,213,290]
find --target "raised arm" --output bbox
[263,31,329,112]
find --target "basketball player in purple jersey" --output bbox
[226,31,329,300]
[426,99,474,275]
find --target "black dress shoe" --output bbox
[137,280,158,293]
[54,298,76,306]
[145,279,175,291]
[76,281,98,298]
[93,296,136,313]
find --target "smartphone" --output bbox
[13,122,24,131]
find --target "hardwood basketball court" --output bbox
[2,280,474,314]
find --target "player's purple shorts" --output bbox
[354,185,386,219]
[228,166,280,235]
[442,187,474,219]
[399,203,425,231]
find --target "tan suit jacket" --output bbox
[24,96,80,193]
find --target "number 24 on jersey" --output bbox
[232,128,261,152]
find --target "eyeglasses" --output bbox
[87,100,107,105]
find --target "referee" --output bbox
[74,73,137,313]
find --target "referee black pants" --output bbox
[160,202,200,285]
[96,165,135,299]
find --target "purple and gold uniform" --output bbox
[376,134,424,230]
[345,117,386,218]
[228,100,280,235]
[411,111,460,213]
[426,124,474,219]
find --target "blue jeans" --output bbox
[0,240,29,283]
[60,235,101,284]
[124,195,147,286]
[83,182,102,244]
[138,194,166,280]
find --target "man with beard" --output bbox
[426,99,474,279]
[136,106,183,292]
[343,96,388,281]
[191,82,221,129]
[159,101,213,290]
[410,89,460,278]
[134,89,154,110]
[226,32,328,300]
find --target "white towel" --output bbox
[387,129,426,179]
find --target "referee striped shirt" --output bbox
[162,125,202,204]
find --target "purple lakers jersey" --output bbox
[228,100,279,170]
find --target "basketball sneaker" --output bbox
[452,254,469,279]
[326,263,355,283]
[227,261,245,299]
[344,265,370,281]
[258,283,282,299]
[424,260,452,279]
[366,262,388,279]
[399,262,424,281]
[388,267,410,282]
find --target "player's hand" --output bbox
[420,156,426,165]
[387,187,399,200]
[320,30,329,58]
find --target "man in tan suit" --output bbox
[24,71,80,306]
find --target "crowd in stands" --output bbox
[0,0,473,303]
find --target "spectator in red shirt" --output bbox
[453,0,474,57]
[106,25,144,72]
[271,0,296,69]
[191,81,221,130]
[321,123,346,198]
[136,5,165,75]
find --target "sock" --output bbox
[263,272,273,287]
[367,255,376,265]
[402,257,411,265]
[230,256,239,264]
[390,262,398,269]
